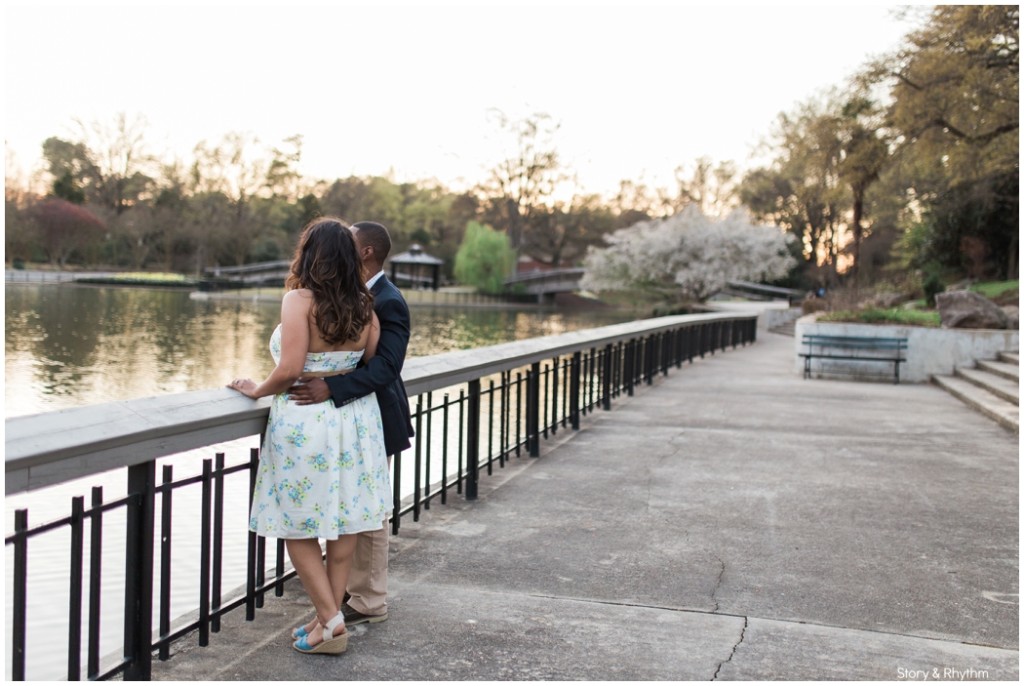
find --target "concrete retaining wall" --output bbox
[709,300,796,331]
[762,305,802,330]
[794,315,1020,383]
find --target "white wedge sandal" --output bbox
[292,612,348,655]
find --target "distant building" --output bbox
[515,255,555,274]
[388,244,444,290]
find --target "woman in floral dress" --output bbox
[228,217,392,655]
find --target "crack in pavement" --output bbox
[710,555,726,613]
[712,616,748,680]
[519,591,1015,652]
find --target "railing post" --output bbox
[602,344,613,410]
[486,382,495,474]
[549,357,559,436]
[413,398,423,519]
[391,449,402,534]
[641,337,649,385]
[442,393,451,503]
[87,487,104,679]
[256,519,266,608]
[570,351,581,430]
[212,453,225,629]
[159,467,173,661]
[661,332,670,376]
[622,339,630,397]
[246,448,258,621]
[275,540,286,597]
[592,348,598,407]
[527,361,541,456]
[645,335,655,385]
[12,509,28,681]
[123,461,155,681]
[647,334,654,380]
[466,379,481,500]
[69,496,84,680]
[198,459,212,647]
[425,393,435,503]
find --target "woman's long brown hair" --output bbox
[285,217,373,345]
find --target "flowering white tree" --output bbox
[581,206,796,301]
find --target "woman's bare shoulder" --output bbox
[283,288,313,302]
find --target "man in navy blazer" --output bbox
[290,220,414,626]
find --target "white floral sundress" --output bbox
[249,325,392,539]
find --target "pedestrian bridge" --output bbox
[503,268,585,298]
[503,269,806,304]
[201,260,290,289]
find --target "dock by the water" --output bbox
[152,332,1018,681]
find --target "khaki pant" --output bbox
[345,522,389,615]
[347,452,393,616]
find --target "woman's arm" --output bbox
[320,294,409,406]
[228,290,310,399]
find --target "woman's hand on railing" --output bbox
[228,378,258,398]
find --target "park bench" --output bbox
[800,334,908,384]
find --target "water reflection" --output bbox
[5,285,635,417]
[409,308,592,355]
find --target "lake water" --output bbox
[4,283,640,679]
[4,284,639,417]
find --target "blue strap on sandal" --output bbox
[293,612,348,654]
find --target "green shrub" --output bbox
[453,222,515,294]
[921,264,945,307]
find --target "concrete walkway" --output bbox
[153,333,1019,681]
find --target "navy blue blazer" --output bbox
[325,275,414,457]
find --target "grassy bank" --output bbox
[75,272,197,287]
[816,279,1016,327]
[818,308,942,327]
[970,280,1018,301]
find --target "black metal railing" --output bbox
[5,313,757,680]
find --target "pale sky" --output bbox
[4,1,924,199]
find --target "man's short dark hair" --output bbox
[352,221,392,262]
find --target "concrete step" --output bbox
[932,374,1019,434]
[976,359,1019,382]
[997,351,1019,366]
[955,367,1019,405]
[769,320,796,337]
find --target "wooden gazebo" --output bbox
[388,243,444,290]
